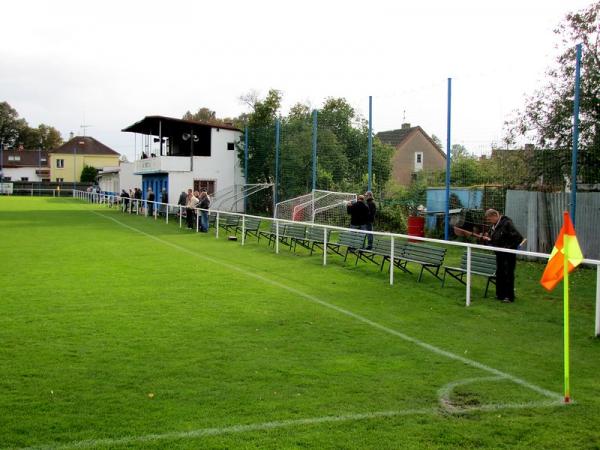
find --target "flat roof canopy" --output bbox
[122,115,241,137]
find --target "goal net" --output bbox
[275,190,357,226]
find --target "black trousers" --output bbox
[495,252,516,300]
[186,208,196,229]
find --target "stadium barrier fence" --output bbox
[72,190,600,337]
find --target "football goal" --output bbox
[275,190,357,226]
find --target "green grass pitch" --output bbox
[0,197,599,449]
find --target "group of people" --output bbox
[346,192,523,303]
[346,191,377,249]
[120,187,168,216]
[179,188,211,232]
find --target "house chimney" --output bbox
[524,143,534,152]
[401,123,411,130]
[69,131,75,140]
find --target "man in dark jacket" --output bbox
[147,187,155,217]
[483,209,524,303]
[347,195,370,230]
[365,191,377,249]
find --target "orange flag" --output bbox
[540,211,584,291]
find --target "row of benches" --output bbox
[210,214,497,297]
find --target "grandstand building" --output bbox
[122,116,244,210]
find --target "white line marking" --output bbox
[92,211,563,402]
[21,400,562,450]
[438,376,567,413]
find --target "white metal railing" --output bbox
[72,190,600,337]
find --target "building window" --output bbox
[56,178,64,183]
[3,177,11,181]
[414,152,424,172]
[227,142,235,151]
[56,159,65,168]
[21,177,29,181]
[8,155,20,161]
[193,180,215,194]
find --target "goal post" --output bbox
[275,190,357,225]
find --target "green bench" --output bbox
[281,223,308,251]
[291,226,332,255]
[219,214,240,233]
[395,243,447,282]
[234,217,262,240]
[258,222,286,247]
[326,230,366,261]
[442,251,497,297]
[355,238,409,273]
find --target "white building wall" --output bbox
[119,162,142,192]
[98,172,120,194]
[2,167,41,182]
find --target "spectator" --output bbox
[121,189,130,212]
[482,209,524,303]
[365,191,377,249]
[198,191,211,232]
[346,195,370,230]
[147,187,155,217]
[185,189,199,229]
[161,188,168,216]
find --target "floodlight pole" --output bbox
[570,44,582,225]
[444,78,452,241]
[274,119,280,209]
[244,126,249,213]
[368,95,373,192]
[312,110,318,191]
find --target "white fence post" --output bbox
[241,215,246,246]
[275,220,280,254]
[389,237,395,286]
[179,206,182,228]
[216,212,220,238]
[466,246,472,307]
[596,264,600,337]
[196,209,200,232]
[323,227,327,266]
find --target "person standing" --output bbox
[365,191,377,249]
[346,195,370,230]
[147,187,155,217]
[121,189,130,212]
[134,188,142,213]
[185,189,199,229]
[198,190,211,232]
[483,209,524,303]
[161,188,169,216]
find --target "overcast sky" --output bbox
[0,0,591,160]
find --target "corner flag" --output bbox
[540,211,583,291]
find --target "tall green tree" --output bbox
[505,2,600,183]
[0,102,27,147]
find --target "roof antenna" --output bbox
[80,123,92,137]
[402,109,406,122]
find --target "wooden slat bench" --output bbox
[326,230,366,262]
[292,226,332,255]
[282,223,308,251]
[395,243,447,282]
[355,238,409,273]
[442,251,497,297]
[258,222,286,247]
[234,217,262,240]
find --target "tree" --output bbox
[431,134,443,150]
[183,107,218,123]
[0,101,27,147]
[504,2,600,183]
[19,124,63,150]
[80,165,99,183]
